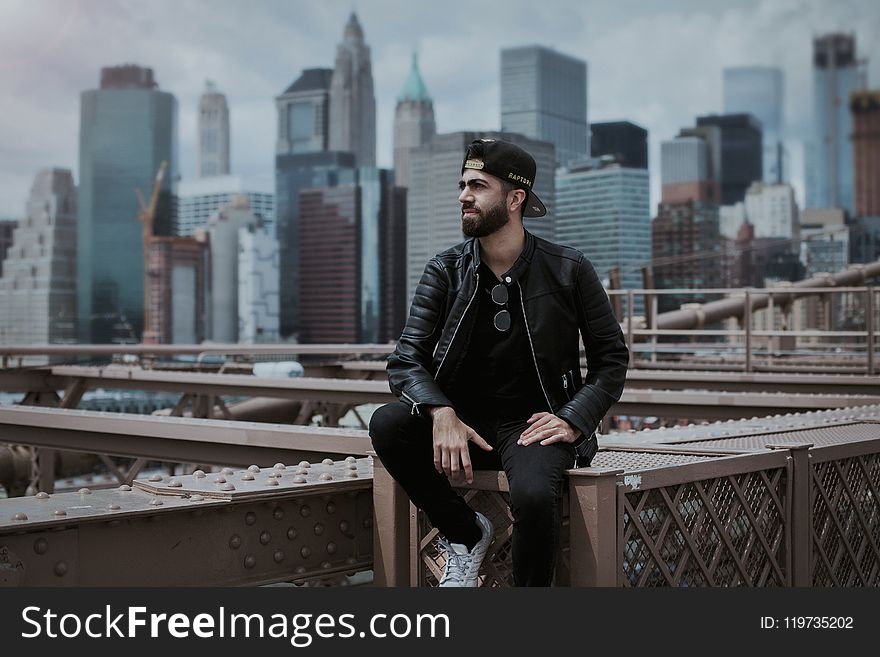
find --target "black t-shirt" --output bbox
[450,262,549,420]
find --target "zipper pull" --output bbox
[562,374,569,391]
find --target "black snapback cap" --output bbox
[461,138,547,217]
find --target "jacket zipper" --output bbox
[435,270,480,379]
[518,281,553,412]
[562,373,570,400]
[400,391,421,416]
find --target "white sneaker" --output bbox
[438,512,493,587]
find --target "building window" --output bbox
[289,101,315,152]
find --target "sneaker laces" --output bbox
[438,538,471,585]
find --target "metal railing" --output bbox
[610,285,878,374]
[373,411,880,587]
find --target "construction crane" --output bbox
[135,160,168,344]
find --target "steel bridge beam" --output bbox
[4,368,880,426]
[332,361,880,396]
[0,459,373,586]
[0,406,371,468]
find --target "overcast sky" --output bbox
[0,0,878,218]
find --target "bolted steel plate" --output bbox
[133,457,373,500]
[0,486,225,533]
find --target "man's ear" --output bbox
[509,188,526,214]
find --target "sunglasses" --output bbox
[490,284,511,331]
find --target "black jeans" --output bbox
[369,400,575,586]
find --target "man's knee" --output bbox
[368,401,415,455]
[509,480,560,522]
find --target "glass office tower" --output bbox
[78,65,177,343]
[501,46,588,167]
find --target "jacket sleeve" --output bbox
[556,255,629,440]
[386,257,455,415]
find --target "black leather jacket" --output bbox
[387,229,629,458]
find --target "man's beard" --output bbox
[461,198,509,237]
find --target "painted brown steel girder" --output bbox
[0,406,371,467]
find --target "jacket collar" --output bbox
[468,228,536,283]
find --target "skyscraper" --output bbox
[275,66,356,338]
[328,12,376,167]
[556,160,650,313]
[695,114,763,205]
[723,67,784,184]
[0,169,77,345]
[845,90,880,265]
[298,185,358,344]
[652,201,722,312]
[298,169,404,343]
[393,53,436,187]
[590,121,648,169]
[275,152,357,338]
[501,45,588,167]
[197,80,230,177]
[205,196,278,343]
[851,91,880,218]
[406,131,555,299]
[78,65,177,343]
[660,134,719,204]
[380,183,408,343]
[238,221,280,344]
[812,33,863,213]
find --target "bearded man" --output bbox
[370,138,629,586]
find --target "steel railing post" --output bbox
[868,286,875,376]
[626,290,634,368]
[650,294,658,364]
[369,451,411,587]
[767,443,813,587]
[567,468,623,587]
[745,289,753,373]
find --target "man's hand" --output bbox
[429,406,492,484]
[518,412,581,446]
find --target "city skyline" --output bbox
[0,0,878,218]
